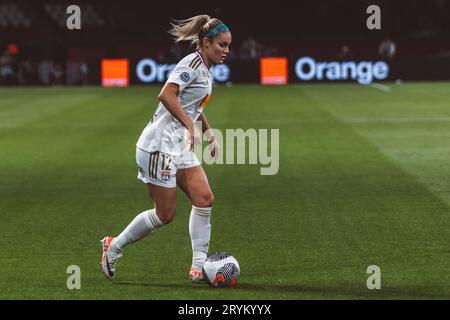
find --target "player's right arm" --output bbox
[158,83,200,145]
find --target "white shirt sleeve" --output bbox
[167,65,198,91]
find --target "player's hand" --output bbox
[208,137,219,159]
[187,125,201,150]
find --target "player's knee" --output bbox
[207,193,215,207]
[194,192,214,208]
[156,208,176,224]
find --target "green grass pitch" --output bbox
[0,83,449,299]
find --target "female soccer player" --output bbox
[100,15,231,283]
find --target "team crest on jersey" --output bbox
[180,72,190,82]
[161,170,171,182]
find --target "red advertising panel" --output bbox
[102,59,129,87]
[260,57,288,85]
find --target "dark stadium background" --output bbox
[1,0,450,85]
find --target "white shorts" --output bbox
[136,147,200,188]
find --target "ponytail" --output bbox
[169,15,226,48]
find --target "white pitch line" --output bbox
[346,117,450,123]
[369,82,391,92]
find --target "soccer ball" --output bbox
[202,252,240,288]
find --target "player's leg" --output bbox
[177,165,214,208]
[101,185,175,279]
[100,150,176,279]
[111,149,177,249]
[110,184,176,251]
[176,164,214,282]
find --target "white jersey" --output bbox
[136,51,213,155]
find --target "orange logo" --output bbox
[199,94,211,109]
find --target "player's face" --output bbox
[208,32,232,64]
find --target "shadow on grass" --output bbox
[113,281,449,299]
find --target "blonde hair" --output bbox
[169,15,225,48]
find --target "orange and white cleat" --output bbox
[100,236,122,279]
[189,266,204,283]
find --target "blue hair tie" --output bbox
[206,23,230,37]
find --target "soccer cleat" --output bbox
[100,236,122,279]
[189,265,204,283]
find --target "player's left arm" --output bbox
[198,112,219,159]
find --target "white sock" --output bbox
[110,208,164,252]
[189,205,212,270]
